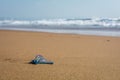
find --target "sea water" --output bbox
[0,18,120,37]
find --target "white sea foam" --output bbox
[0,18,120,27]
[0,18,120,37]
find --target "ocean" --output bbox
[0,18,120,37]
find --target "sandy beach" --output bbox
[0,30,120,80]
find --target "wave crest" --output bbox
[0,18,120,27]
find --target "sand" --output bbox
[0,30,120,80]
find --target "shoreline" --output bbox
[0,29,120,38]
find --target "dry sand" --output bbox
[0,30,120,80]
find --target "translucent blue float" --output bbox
[31,55,54,64]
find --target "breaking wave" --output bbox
[1,17,120,37]
[0,17,120,27]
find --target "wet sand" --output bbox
[0,30,120,80]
